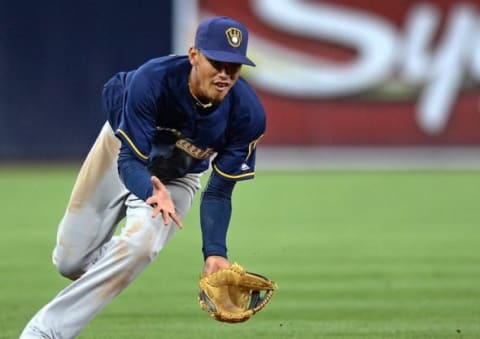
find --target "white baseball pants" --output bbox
[20,122,201,338]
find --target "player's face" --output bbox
[188,48,242,105]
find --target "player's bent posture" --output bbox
[20,16,265,338]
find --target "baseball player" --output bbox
[20,16,266,338]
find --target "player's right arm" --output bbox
[117,144,181,226]
[115,66,156,199]
[113,65,182,227]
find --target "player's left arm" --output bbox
[200,82,266,263]
[200,138,261,261]
[200,172,235,260]
[212,81,266,182]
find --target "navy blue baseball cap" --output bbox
[195,16,256,67]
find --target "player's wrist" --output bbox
[202,255,230,276]
[202,245,227,260]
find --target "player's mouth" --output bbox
[213,81,230,92]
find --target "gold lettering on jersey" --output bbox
[176,139,214,160]
[225,27,242,47]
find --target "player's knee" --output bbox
[55,258,85,280]
[52,247,86,280]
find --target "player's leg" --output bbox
[52,121,129,280]
[19,174,201,339]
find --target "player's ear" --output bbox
[188,47,199,66]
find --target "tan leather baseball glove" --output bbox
[198,263,276,323]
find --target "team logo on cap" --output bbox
[225,27,242,47]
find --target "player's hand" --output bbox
[202,255,231,276]
[146,176,183,229]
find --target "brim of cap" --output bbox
[200,49,256,67]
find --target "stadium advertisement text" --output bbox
[200,0,480,145]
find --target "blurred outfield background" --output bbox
[2,0,480,338]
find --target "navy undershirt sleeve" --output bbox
[200,172,236,260]
[118,142,153,201]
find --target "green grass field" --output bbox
[1,166,480,338]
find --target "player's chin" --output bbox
[210,91,229,105]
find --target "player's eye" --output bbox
[206,58,241,75]
[206,58,221,69]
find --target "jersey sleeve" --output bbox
[212,83,266,181]
[115,66,159,163]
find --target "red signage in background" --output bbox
[199,0,480,145]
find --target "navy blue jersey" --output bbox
[101,55,266,181]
